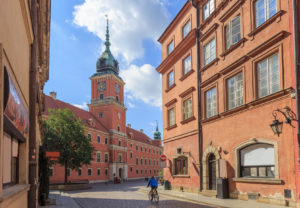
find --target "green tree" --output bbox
[43,109,94,184]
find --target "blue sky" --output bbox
[44,0,186,138]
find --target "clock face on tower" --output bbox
[115,84,120,94]
[98,81,106,92]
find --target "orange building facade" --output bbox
[157,0,300,206]
[44,20,163,184]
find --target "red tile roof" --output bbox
[43,95,108,132]
[126,127,161,147]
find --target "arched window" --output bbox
[174,156,188,175]
[240,143,275,178]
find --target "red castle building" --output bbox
[43,19,163,183]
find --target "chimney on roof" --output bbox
[140,129,143,133]
[50,91,57,99]
[127,124,131,128]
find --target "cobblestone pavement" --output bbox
[66,180,216,208]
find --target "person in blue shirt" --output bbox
[147,176,158,200]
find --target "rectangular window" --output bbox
[141,158,143,165]
[3,134,19,186]
[78,168,82,176]
[105,137,108,144]
[67,168,71,177]
[88,168,92,176]
[183,98,193,120]
[105,168,108,176]
[145,159,147,165]
[140,147,143,151]
[175,157,188,175]
[100,94,104,100]
[97,168,101,176]
[136,169,139,174]
[130,152,133,158]
[225,16,241,50]
[136,157,139,165]
[168,71,174,88]
[97,136,101,143]
[183,55,191,75]
[96,152,101,162]
[118,140,121,146]
[105,153,109,163]
[227,72,243,110]
[203,38,216,66]
[136,145,138,150]
[205,87,217,118]
[257,53,280,98]
[130,167,133,172]
[149,159,151,165]
[168,40,174,55]
[141,170,143,174]
[255,0,277,28]
[203,0,215,20]
[183,20,191,38]
[168,108,175,127]
[88,133,91,139]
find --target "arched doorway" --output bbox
[119,168,122,179]
[208,154,216,190]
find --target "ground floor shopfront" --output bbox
[164,95,299,206]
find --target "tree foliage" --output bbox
[43,109,94,183]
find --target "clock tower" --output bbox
[89,18,126,134]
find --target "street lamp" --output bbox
[270,106,296,136]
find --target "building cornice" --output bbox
[19,0,34,44]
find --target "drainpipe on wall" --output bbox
[292,0,300,168]
[28,0,38,207]
[190,0,203,191]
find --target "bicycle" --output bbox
[148,188,159,203]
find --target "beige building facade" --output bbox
[0,0,50,207]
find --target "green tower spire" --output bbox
[154,120,161,140]
[105,15,111,52]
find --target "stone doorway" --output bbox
[202,145,220,192]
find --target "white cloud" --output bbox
[73,0,170,63]
[120,64,162,108]
[73,102,89,111]
[127,102,135,108]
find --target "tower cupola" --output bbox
[95,16,119,75]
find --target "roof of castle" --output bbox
[43,95,161,147]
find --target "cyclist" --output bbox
[147,176,158,200]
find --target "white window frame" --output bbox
[183,55,191,75]
[205,87,217,118]
[203,38,216,66]
[168,40,174,55]
[168,71,174,88]
[88,168,92,176]
[183,20,191,38]
[203,0,215,20]
[255,0,277,28]
[183,97,193,120]
[168,108,175,127]
[257,53,280,98]
[227,72,243,110]
[225,16,241,50]
[97,168,101,176]
[96,151,101,162]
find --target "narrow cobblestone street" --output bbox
[46,180,215,208]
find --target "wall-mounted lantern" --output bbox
[270,106,296,136]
